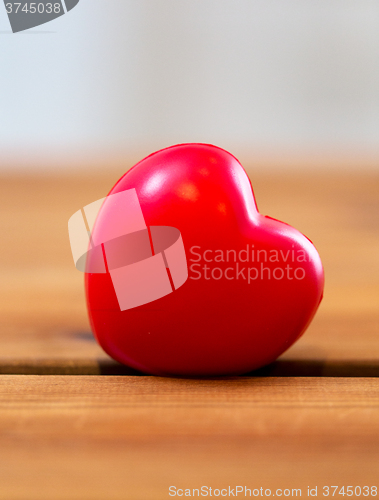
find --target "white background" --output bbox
[1,0,379,171]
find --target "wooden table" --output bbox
[0,169,378,499]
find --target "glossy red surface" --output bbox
[85,144,324,376]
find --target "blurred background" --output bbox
[1,0,379,172]
[0,3,379,497]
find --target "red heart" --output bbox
[85,144,324,376]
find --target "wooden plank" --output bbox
[0,172,378,375]
[0,314,378,376]
[0,375,378,500]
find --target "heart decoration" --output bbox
[85,144,324,377]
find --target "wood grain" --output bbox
[0,375,378,500]
[0,171,378,499]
